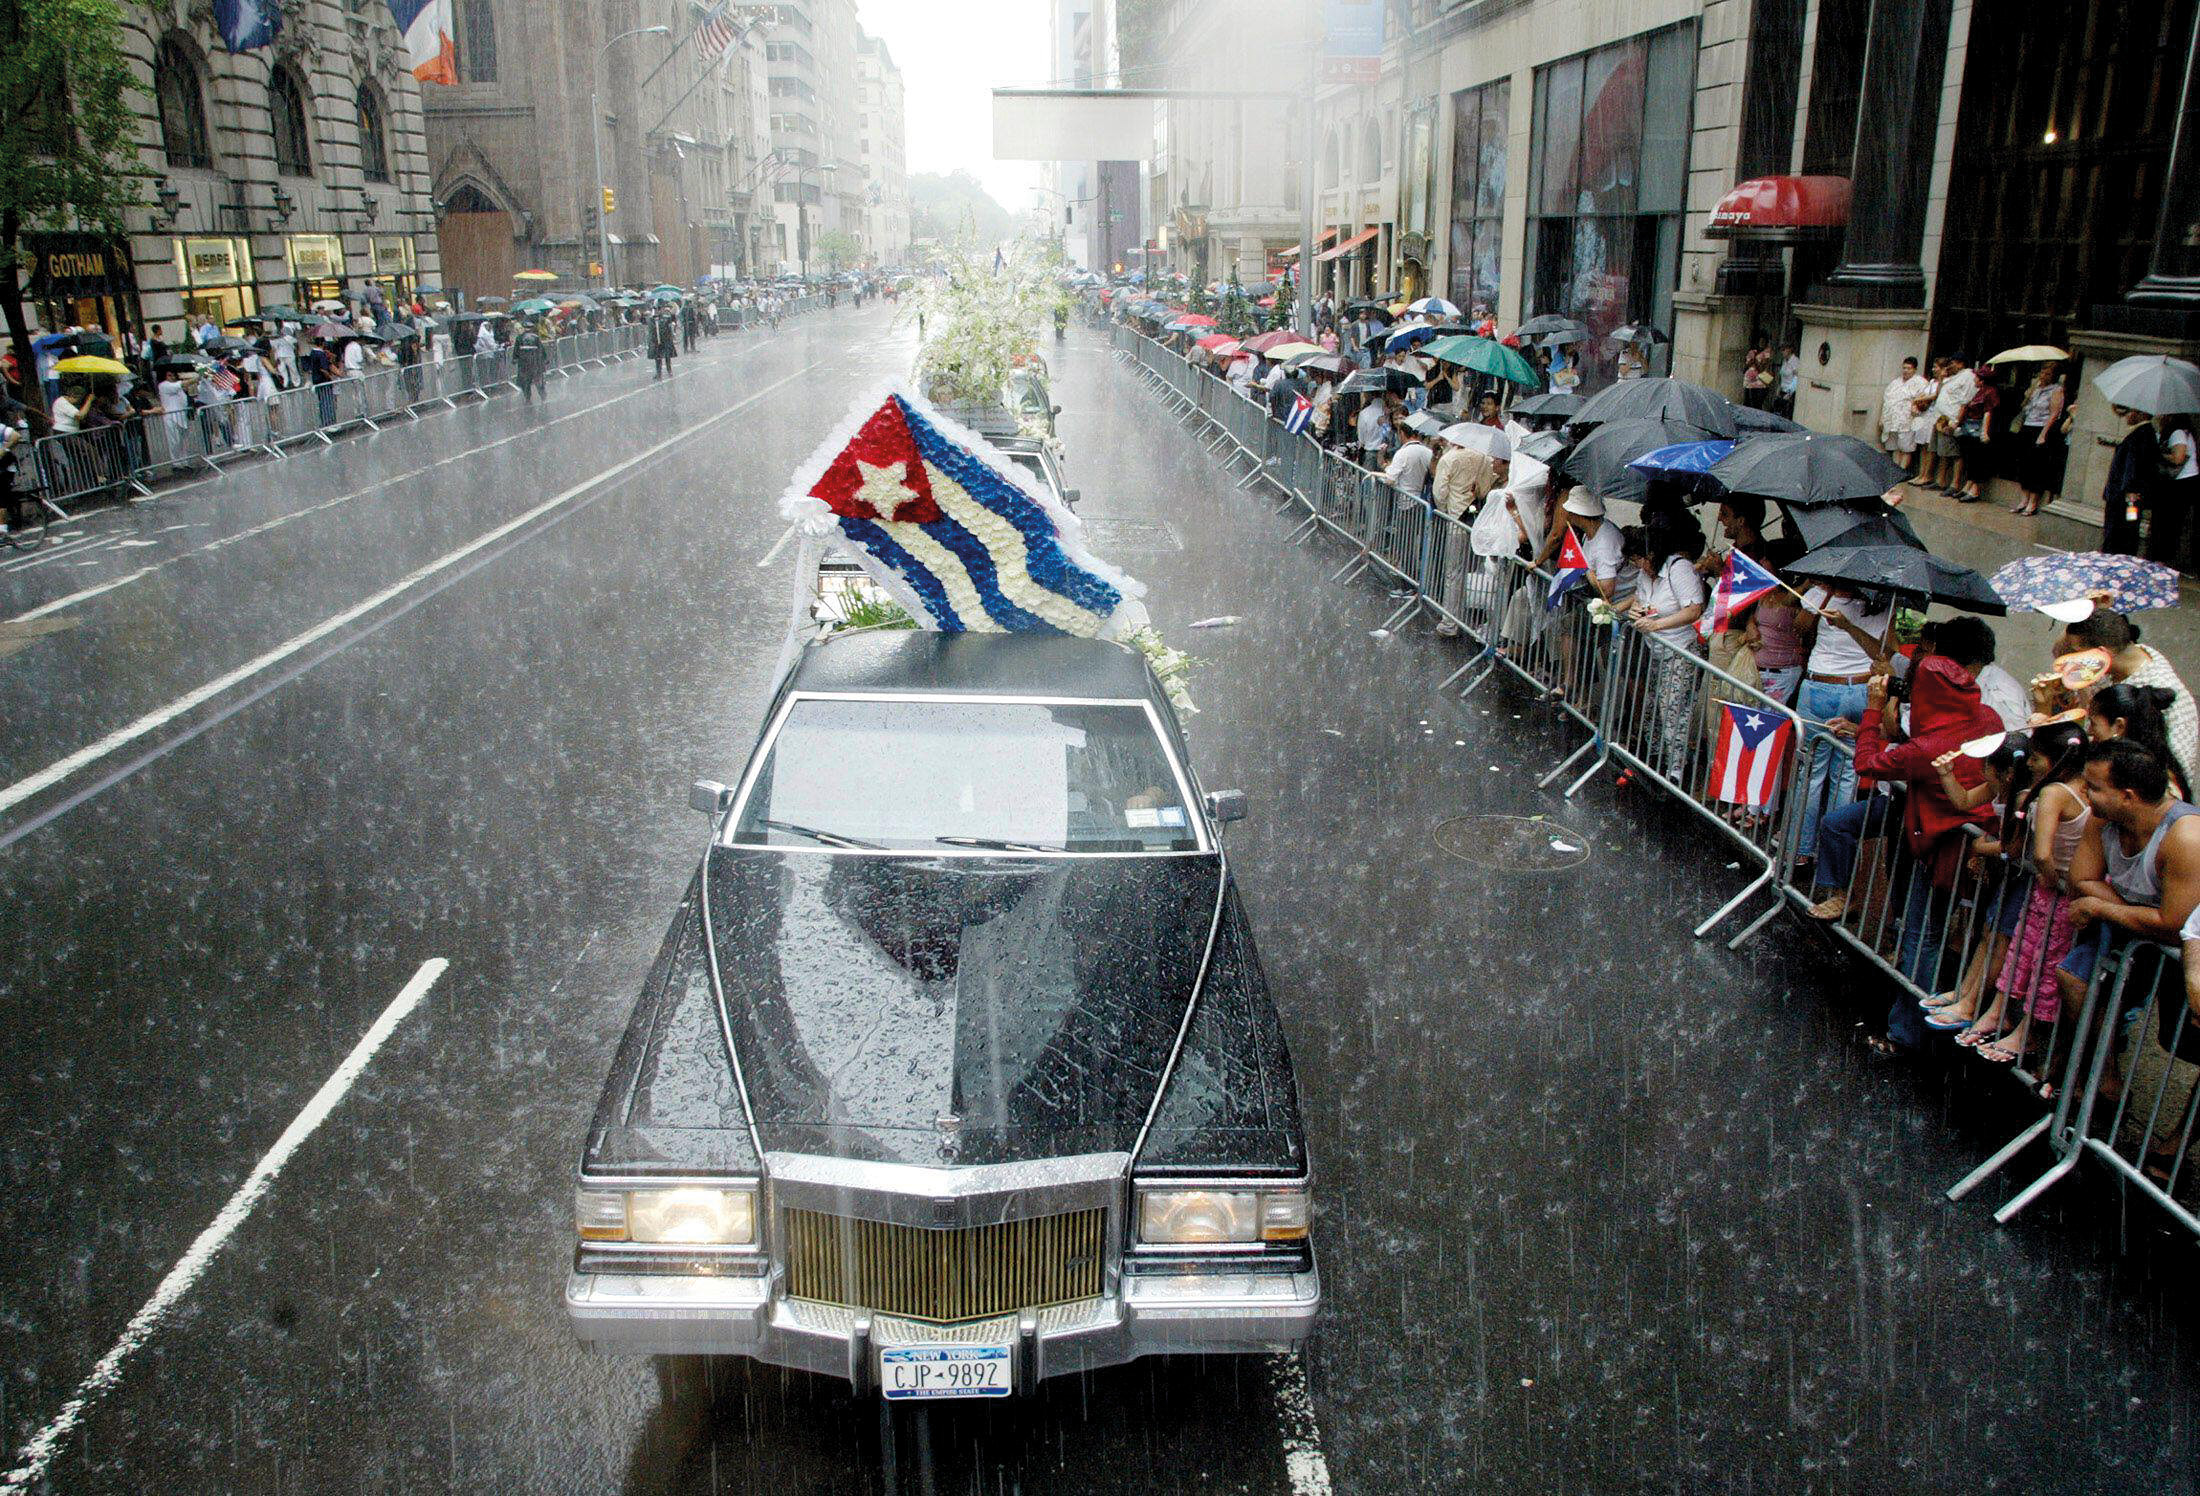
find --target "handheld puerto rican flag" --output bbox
[385,0,458,86]
[1284,394,1314,434]
[1711,702,1794,808]
[783,387,1147,638]
[1711,549,1783,633]
[1545,527,1591,610]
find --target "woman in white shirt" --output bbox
[1793,583,1895,868]
[1627,516,1708,774]
[2152,415,2196,567]
[49,387,83,435]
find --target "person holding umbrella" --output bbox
[649,303,679,380]
[512,319,547,404]
[2103,406,2157,555]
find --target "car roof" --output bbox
[790,630,1157,700]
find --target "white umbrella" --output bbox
[2092,354,2200,416]
[1438,422,1512,462]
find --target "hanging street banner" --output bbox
[1321,0,1385,83]
[213,0,282,52]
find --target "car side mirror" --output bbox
[690,779,734,817]
[1063,487,1081,506]
[1204,789,1248,825]
[1051,404,1063,417]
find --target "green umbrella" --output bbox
[1423,335,1541,387]
[511,296,558,315]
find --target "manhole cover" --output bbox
[1433,815,1591,873]
[1078,518,1183,551]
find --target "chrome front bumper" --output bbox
[565,1262,1319,1387]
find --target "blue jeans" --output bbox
[1890,863,1955,1049]
[1814,795,1894,893]
[1796,678,1870,859]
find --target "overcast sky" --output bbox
[856,0,1050,214]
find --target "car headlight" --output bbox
[575,1185,757,1245]
[1138,1186,1309,1245]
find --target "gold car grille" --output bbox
[782,1207,1107,1324]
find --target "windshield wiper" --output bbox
[934,835,1066,854]
[754,818,882,850]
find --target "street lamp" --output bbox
[591,23,671,291]
[787,161,837,280]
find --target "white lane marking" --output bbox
[5,341,762,624]
[0,958,449,1490]
[0,360,819,820]
[1272,1354,1333,1496]
[0,534,118,574]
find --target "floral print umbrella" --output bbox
[1988,552,2184,614]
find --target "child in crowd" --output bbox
[1949,724,2092,1064]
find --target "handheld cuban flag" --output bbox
[782,386,1147,639]
[1711,702,1795,808]
[213,0,282,51]
[1545,527,1591,610]
[1284,393,1314,434]
[1711,549,1783,633]
[385,0,458,85]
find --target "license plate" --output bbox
[878,1345,1012,1400]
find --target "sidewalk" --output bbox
[1892,484,2200,667]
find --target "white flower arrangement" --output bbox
[1122,625,1201,716]
[911,244,1067,407]
[1586,597,1621,626]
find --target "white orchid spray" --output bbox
[910,244,1065,407]
[1121,625,1201,715]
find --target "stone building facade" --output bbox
[69,0,444,341]
[423,0,775,300]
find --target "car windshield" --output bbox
[1005,452,1051,490]
[731,697,1199,854]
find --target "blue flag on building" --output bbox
[213,0,283,51]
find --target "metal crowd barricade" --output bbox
[26,424,152,508]
[1592,620,1809,939]
[1949,939,2200,1238]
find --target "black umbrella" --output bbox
[1515,313,1591,346]
[1517,429,1571,466]
[1785,514,2006,614]
[1512,390,1584,419]
[1729,402,1804,434]
[1606,321,1671,346]
[1707,432,1907,507]
[1782,500,1920,553]
[1569,377,1739,440]
[1289,352,1356,376]
[1338,366,1422,396]
[1561,416,1727,505]
[205,335,256,354]
[1345,300,1397,324]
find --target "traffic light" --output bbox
[602,186,616,214]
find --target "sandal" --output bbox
[1808,892,1848,921]
[1921,990,1961,1010]
[1863,1034,1908,1061]
[1975,1039,2023,1065]
[1924,1009,1974,1031]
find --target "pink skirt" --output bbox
[1998,884,2078,1021]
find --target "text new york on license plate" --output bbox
[879,1345,1012,1399]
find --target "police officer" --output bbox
[513,320,547,403]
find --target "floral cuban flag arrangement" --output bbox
[769,384,1198,711]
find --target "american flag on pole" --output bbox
[207,364,240,396]
[695,2,739,65]
[1284,394,1314,434]
[1711,549,1783,633]
[1711,702,1794,808]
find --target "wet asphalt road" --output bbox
[3,307,2198,1494]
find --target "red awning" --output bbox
[1704,176,1851,242]
[1275,228,1341,260]
[1315,226,1380,263]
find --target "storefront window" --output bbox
[286,234,348,306]
[1446,79,1510,315]
[1525,24,1695,382]
[172,236,259,329]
